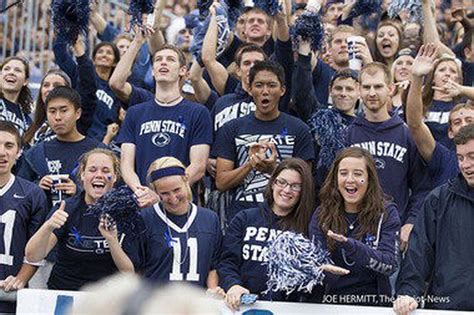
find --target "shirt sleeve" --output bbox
[115,107,137,145]
[190,107,213,146]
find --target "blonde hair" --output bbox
[78,148,121,182]
[147,156,192,202]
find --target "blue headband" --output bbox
[150,167,185,182]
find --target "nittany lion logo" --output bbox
[374,158,386,169]
[152,132,171,147]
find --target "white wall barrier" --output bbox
[15,288,473,315]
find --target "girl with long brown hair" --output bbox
[309,147,400,304]
[219,158,318,310]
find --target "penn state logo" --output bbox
[152,132,171,147]
[374,158,386,169]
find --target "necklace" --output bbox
[155,95,183,105]
[163,203,190,265]
[345,216,358,230]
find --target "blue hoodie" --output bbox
[345,114,430,225]
[309,203,400,301]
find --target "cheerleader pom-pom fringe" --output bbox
[128,0,154,28]
[52,0,90,44]
[253,0,281,16]
[197,0,213,18]
[86,186,142,238]
[388,0,422,22]
[290,11,325,52]
[265,231,332,294]
[347,0,382,19]
[191,4,231,60]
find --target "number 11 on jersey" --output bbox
[169,237,200,282]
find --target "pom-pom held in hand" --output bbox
[388,0,422,22]
[265,231,332,294]
[52,0,90,44]
[347,0,382,20]
[253,0,281,16]
[290,11,325,52]
[128,0,154,28]
[191,4,231,60]
[86,186,142,238]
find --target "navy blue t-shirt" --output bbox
[0,97,31,136]
[116,99,213,184]
[425,100,456,150]
[87,77,123,141]
[0,176,48,312]
[212,113,315,217]
[47,193,142,290]
[140,203,221,287]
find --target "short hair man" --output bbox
[0,121,48,313]
[394,124,474,313]
[117,45,212,207]
[345,62,429,251]
[18,86,104,206]
[213,61,314,222]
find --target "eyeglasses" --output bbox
[274,177,302,192]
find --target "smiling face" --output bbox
[330,77,359,115]
[376,25,400,60]
[250,70,285,121]
[0,131,20,177]
[93,45,117,68]
[393,55,414,82]
[449,108,474,138]
[41,74,67,103]
[46,97,81,137]
[456,139,474,187]
[337,157,369,212]
[272,169,302,215]
[153,175,190,215]
[1,59,28,94]
[81,153,117,204]
[152,49,186,83]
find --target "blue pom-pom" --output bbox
[347,0,382,19]
[197,0,213,17]
[52,0,90,44]
[290,11,325,52]
[265,231,332,294]
[225,0,244,28]
[128,0,154,29]
[388,0,422,22]
[86,186,142,238]
[308,108,349,170]
[253,0,281,16]
[191,4,231,60]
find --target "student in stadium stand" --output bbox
[394,124,474,313]
[25,148,140,290]
[139,157,223,295]
[309,147,400,305]
[0,122,48,313]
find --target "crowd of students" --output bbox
[0,0,473,313]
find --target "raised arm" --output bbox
[422,0,455,57]
[201,2,230,96]
[109,27,152,103]
[73,37,97,134]
[292,39,325,121]
[406,44,438,163]
[148,0,166,55]
[273,0,290,42]
[89,0,107,36]
[189,59,212,104]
